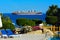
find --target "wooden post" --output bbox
[51,26,52,31]
[59,27,60,31]
[53,25,55,33]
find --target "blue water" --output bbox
[3,13,46,25]
[48,36,60,40]
[51,37,60,40]
[58,32,60,34]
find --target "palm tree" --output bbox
[46,5,58,16]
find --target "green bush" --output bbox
[16,18,35,26]
[46,16,58,25]
[3,22,15,30]
[1,16,15,30]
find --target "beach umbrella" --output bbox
[0,15,2,27]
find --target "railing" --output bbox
[44,26,60,32]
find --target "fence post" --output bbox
[53,25,55,33]
[59,27,60,31]
[51,26,52,31]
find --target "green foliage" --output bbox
[32,19,42,25]
[3,22,15,30]
[46,5,58,16]
[16,18,35,26]
[2,16,12,23]
[1,16,15,30]
[42,21,47,26]
[46,5,59,26]
[0,13,2,16]
[56,8,60,21]
[46,16,58,25]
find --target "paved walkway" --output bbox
[0,34,51,40]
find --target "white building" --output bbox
[0,15,2,27]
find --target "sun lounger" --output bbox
[6,29,14,35]
[1,29,8,38]
[6,29,15,38]
[9,34,22,38]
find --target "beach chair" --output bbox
[6,29,22,38]
[6,29,14,38]
[6,29,14,35]
[1,29,8,38]
[9,34,22,38]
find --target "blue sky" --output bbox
[0,0,60,13]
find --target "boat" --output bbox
[12,10,42,15]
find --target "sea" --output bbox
[3,13,46,26]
